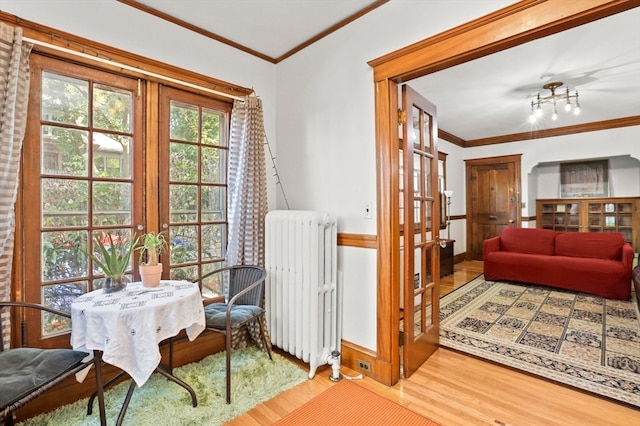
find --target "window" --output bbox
[21,54,231,346]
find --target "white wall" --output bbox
[274,0,511,350]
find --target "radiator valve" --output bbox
[328,350,342,382]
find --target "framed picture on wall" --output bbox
[560,160,609,198]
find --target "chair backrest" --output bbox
[228,265,266,307]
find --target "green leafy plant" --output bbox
[85,232,139,279]
[138,231,168,266]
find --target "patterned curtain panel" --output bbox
[227,96,268,267]
[0,24,32,347]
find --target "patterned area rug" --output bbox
[440,275,640,407]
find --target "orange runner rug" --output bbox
[274,379,440,426]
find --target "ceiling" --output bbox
[125,1,639,145]
[123,0,386,62]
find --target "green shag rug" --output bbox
[19,347,307,425]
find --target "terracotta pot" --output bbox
[140,263,163,288]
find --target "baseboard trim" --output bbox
[340,339,380,379]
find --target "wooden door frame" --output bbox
[367,0,638,386]
[465,154,522,260]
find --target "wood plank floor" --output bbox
[228,261,639,426]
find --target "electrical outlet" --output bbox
[357,359,371,372]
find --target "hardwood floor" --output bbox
[228,261,639,426]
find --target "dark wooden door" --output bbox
[465,155,521,260]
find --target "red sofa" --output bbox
[483,228,634,300]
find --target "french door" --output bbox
[400,84,440,377]
[20,54,231,348]
[158,86,231,299]
[23,55,144,348]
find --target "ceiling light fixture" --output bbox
[529,81,580,123]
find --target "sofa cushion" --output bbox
[555,232,623,260]
[500,228,556,256]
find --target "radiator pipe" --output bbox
[327,350,342,382]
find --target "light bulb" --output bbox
[574,105,581,115]
[565,102,572,112]
[552,112,558,121]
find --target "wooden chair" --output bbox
[0,301,106,426]
[192,265,272,404]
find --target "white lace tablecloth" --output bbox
[71,280,205,387]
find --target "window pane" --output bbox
[202,108,223,146]
[92,182,132,226]
[413,153,421,196]
[202,146,226,184]
[423,111,431,149]
[424,158,431,197]
[93,84,133,132]
[170,142,199,182]
[170,101,199,142]
[42,127,88,176]
[199,266,226,299]
[42,179,88,227]
[170,225,199,265]
[42,281,87,336]
[88,229,134,276]
[414,200,421,225]
[42,71,88,126]
[411,106,419,146]
[202,223,225,261]
[41,231,88,281]
[93,133,133,179]
[42,282,87,336]
[202,186,225,221]
[170,184,198,222]
[170,265,198,283]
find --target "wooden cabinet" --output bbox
[440,239,455,277]
[536,197,640,251]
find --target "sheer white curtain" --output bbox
[0,23,32,345]
[227,95,268,267]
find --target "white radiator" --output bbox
[265,210,340,378]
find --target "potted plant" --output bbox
[138,231,168,287]
[85,232,139,293]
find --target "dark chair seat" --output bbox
[0,348,89,409]
[193,265,272,404]
[204,303,265,329]
[0,301,106,426]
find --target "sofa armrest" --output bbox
[621,243,634,272]
[483,236,501,259]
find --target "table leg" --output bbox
[155,364,198,407]
[87,370,127,415]
[91,339,197,425]
[92,350,107,426]
[116,380,137,426]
